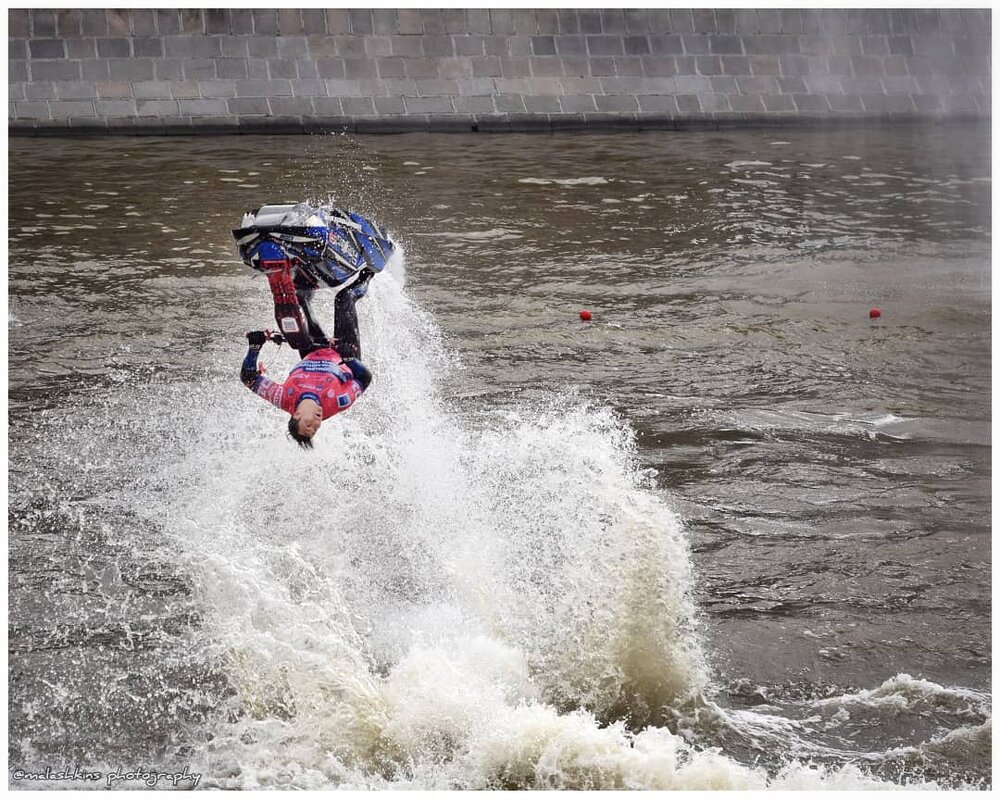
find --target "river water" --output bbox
[8,123,991,789]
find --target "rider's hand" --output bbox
[246,330,268,348]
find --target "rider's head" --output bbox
[288,397,323,448]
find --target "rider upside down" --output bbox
[233,203,396,448]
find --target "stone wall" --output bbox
[8,8,992,135]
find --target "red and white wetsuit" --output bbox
[249,347,369,418]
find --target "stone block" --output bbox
[721,55,750,74]
[9,9,30,37]
[373,95,406,113]
[457,77,494,95]
[748,55,781,75]
[624,35,651,55]
[696,56,722,74]
[377,57,406,78]
[247,36,279,57]
[594,93,638,112]
[95,98,136,116]
[131,37,163,58]
[252,10,278,34]
[535,9,559,34]
[531,57,563,77]
[624,9,651,34]
[422,34,454,56]
[558,76,598,94]
[278,10,303,35]
[349,9,373,35]
[860,36,889,55]
[601,9,626,34]
[229,11,253,35]
[490,8,514,35]
[236,79,292,97]
[642,57,678,77]
[578,10,602,34]
[761,93,795,112]
[388,35,422,57]
[532,35,556,55]
[670,9,696,34]
[333,35,367,57]
[560,56,590,77]
[415,79,458,96]
[228,97,270,115]
[454,94,495,113]
[636,94,678,113]
[25,81,56,99]
[268,59,298,79]
[613,56,643,76]
[63,38,97,58]
[710,76,738,92]
[130,80,169,100]
[454,35,486,56]
[470,56,501,77]
[736,75,778,94]
[96,37,131,58]
[31,60,81,81]
[15,100,50,118]
[49,99,96,118]
[325,79,362,97]
[911,94,941,113]
[199,79,238,98]
[791,93,830,112]
[397,9,421,34]
[32,9,56,36]
[777,76,807,93]
[559,94,597,112]
[558,10,580,34]
[316,59,346,78]
[851,55,884,76]
[343,58,376,79]
[494,94,526,112]
[472,35,502,56]
[52,80,95,99]
[729,93,766,112]
[291,78,327,97]
[439,57,473,78]
[402,94,453,113]
[180,10,204,34]
[365,35,393,57]
[555,34,587,55]
[29,39,67,59]
[276,35,309,59]
[203,9,229,34]
[340,97,375,117]
[178,97,227,115]
[214,58,248,79]
[466,8,492,34]
[588,35,624,56]
[649,35,684,55]
[80,59,109,80]
[803,75,841,93]
[370,9,397,35]
[182,59,217,79]
[267,96,314,115]
[709,35,743,54]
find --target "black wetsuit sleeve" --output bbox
[240,345,264,389]
[342,357,372,390]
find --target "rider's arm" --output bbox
[341,357,372,391]
[240,333,285,410]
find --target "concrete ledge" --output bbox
[9,108,988,137]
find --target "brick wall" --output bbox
[8,8,991,135]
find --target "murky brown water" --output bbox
[8,124,990,789]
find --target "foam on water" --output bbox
[117,255,976,789]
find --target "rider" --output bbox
[240,272,373,448]
[232,202,395,448]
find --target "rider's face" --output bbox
[293,401,323,438]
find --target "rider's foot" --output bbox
[350,268,375,300]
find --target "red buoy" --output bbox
[869,307,882,319]
[579,309,592,321]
